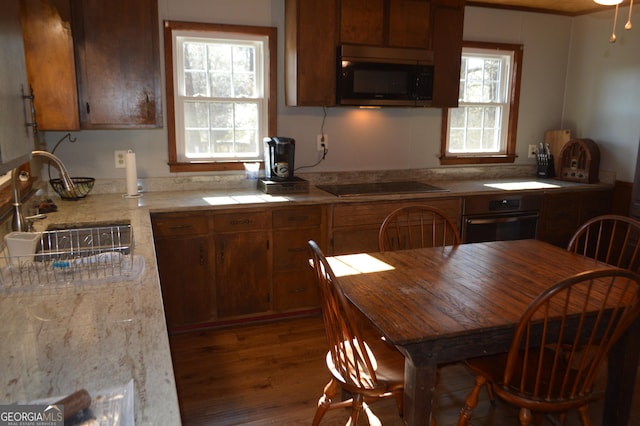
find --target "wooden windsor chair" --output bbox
[308,240,406,426]
[378,205,461,252]
[567,214,640,273]
[457,268,640,426]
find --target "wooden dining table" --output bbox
[327,239,640,426]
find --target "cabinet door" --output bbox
[579,189,613,224]
[285,0,338,106]
[20,0,79,130]
[152,213,214,331]
[215,231,271,318]
[272,225,322,312]
[388,0,430,48]
[539,192,580,248]
[539,189,613,248]
[340,0,385,45]
[72,0,161,128]
[340,0,429,48]
[155,235,215,330]
[430,0,464,107]
[0,0,34,174]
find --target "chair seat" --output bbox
[326,335,405,395]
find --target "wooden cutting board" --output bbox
[545,129,571,176]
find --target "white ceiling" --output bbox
[466,0,621,16]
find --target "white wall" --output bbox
[563,6,640,182]
[44,1,613,182]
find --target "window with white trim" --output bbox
[164,21,277,172]
[440,42,522,165]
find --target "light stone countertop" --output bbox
[0,174,614,425]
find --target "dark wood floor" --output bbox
[169,314,640,426]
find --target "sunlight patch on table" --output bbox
[328,253,395,277]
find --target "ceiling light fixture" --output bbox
[595,0,634,42]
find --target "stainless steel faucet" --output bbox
[11,151,78,232]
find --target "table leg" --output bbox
[402,356,437,426]
[603,318,640,425]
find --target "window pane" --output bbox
[184,43,205,70]
[185,129,210,156]
[467,107,483,129]
[210,103,233,128]
[184,102,210,127]
[449,129,465,151]
[450,108,466,128]
[184,72,207,97]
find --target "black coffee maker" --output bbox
[264,136,295,181]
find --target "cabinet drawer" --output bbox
[273,269,319,311]
[151,214,210,237]
[273,228,322,271]
[332,198,461,227]
[213,210,270,232]
[273,206,322,229]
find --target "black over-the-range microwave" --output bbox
[336,44,434,107]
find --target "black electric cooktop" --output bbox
[316,181,448,197]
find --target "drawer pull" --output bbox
[287,215,310,222]
[229,218,254,226]
[168,224,192,230]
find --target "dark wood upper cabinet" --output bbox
[72,0,162,128]
[340,0,430,48]
[285,0,463,107]
[20,0,162,130]
[285,0,338,107]
[20,0,79,131]
[430,0,464,107]
[340,0,386,46]
[0,0,34,174]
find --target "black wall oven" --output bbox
[462,194,543,243]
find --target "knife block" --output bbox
[557,138,600,183]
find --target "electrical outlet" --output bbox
[114,150,127,168]
[528,144,537,159]
[317,134,328,151]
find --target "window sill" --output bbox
[168,161,263,173]
[439,154,517,166]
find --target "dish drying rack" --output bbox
[0,223,141,291]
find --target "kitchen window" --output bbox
[164,21,277,172]
[440,42,523,165]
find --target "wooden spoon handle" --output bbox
[53,389,92,420]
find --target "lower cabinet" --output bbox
[151,213,215,329]
[329,197,463,255]
[213,210,271,319]
[538,188,613,248]
[272,206,324,311]
[151,188,610,331]
[151,205,326,331]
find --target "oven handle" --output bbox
[465,213,539,225]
